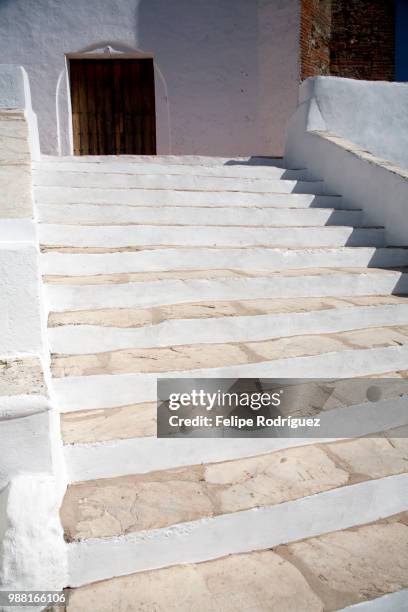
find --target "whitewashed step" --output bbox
[58,355,408,444]
[39,224,385,249]
[52,340,408,412]
[34,160,307,180]
[34,171,324,194]
[62,511,408,608]
[35,186,338,207]
[62,434,408,539]
[58,358,408,444]
[41,247,408,276]
[40,155,289,167]
[37,202,362,227]
[44,270,408,312]
[48,303,408,354]
[63,393,408,480]
[65,474,408,586]
[50,325,408,379]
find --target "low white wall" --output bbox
[0,65,67,601]
[0,0,300,156]
[284,77,408,248]
[298,77,408,169]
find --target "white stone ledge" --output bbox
[313,130,408,183]
[0,219,36,243]
[0,394,51,420]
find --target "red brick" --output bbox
[300,0,395,81]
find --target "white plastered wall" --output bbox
[0,0,300,156]
[0,65,68,603]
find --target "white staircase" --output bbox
[33,156,408,611]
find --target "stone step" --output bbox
[59,371,408,444]
[38,224,385,249]
[34,160,307,180]
[44,269,408,312]
[41,247,408,276]
[65,474,408,587]
[35,186,339,207]
[37,202,362,227]
[48,302,408,354]
[52,344,408,413]
[40,154,290,167]
[63,393,408,481]
[62,432,408,541]
[50,325,408,378]
[48,296,407,329]
[34,171,322,194]
[62,512,408,610]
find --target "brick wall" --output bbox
[300,0,332,79]
[300,0,395,81]
[330,0,395,80]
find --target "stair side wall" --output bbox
[0,65,68,599]
[284,76,408,247]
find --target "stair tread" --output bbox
[52,344,408,412]
[48,301,408,355]
[60,371,408,444]
[43,268,408,313]
[50,324,408,377]
[64,513,408,611]
[43,267,408,285]
[33,171,323,189]
[34,186,340,207]
[38,224,385,250]
[40,246,408,276]
[48,295,408,326]
[61,428,408,540]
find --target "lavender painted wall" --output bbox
[0,0,300,156]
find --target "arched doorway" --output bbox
[68,46,156,155]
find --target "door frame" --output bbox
[65,48,156,156]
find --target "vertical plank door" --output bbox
[69,58,156,155]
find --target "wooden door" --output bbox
[69,58,156,155]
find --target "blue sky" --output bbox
[396,0,408,80]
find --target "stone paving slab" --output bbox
[278,518,408,610]
[61,402,157,444]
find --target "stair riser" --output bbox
[34,172,327,195]
[35,187,339,207]
[45,273,408,312]
[34,173,320,193]
[41,248,408,276]
[39,225,385,249]
[53,344,408,411]
[34,162,307,180]
[37,203,361,227]
[48,304,408,354]
[66,474,408,586]
[342,592,408,611]
[40,155,289,167]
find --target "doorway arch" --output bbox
[56,41,171,155]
